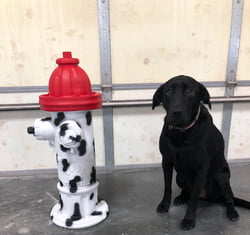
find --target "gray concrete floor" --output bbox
[0,164,250,235]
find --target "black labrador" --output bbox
[152,75,250,230]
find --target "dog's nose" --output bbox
[173,111,182,116]
[173,108,183,116]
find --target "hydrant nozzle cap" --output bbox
[56,52,79,65]
[39,51,102,112]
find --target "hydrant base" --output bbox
[50,200,109,229]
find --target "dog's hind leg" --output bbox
[215,170,239,221]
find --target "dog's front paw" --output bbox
[227,206,239,221]
[156,201,170,213]
[181,218,195,230]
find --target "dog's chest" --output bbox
[173,153,203,174]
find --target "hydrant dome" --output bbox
[39,52,102,111]
[48,65,92,96]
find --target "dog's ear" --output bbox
[199,83,211,109]
[152,83,165,110]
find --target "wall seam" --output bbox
[222,0,244,159]
[97,0,115,168]
[2,80,250,93]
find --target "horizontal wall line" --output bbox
[1,80,250,93]
[0,85,101,93]
[237,80,250,86]
[103,96,250,107]
[1,96,250,111]
[0,160,249,177]
[113,81,227,90]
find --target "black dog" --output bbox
[152,75,250,230]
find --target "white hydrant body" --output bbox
[30,111,108,228]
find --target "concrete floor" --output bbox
[0,164,250,235]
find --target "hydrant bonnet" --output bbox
[39,52,102,112]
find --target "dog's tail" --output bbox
[233,197,250,209]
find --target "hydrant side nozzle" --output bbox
[33,118,55,141]
[27,126,35,135]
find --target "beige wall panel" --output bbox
[228,103,250,160]
[113,104,223,166]
[113,107,164,166]
[0,0,100,86]
[236,0,250,81]
[110,0,232,84]
[234,86,250,96]
[0,110,105,171]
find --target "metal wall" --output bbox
[0,0,250,171]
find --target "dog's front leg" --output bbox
[157,155,173,213]
[181,163,208,230]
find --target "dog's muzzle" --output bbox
[168,105,201,132]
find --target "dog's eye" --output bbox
[166,89,174,95]
[185,88,192,95]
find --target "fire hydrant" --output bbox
[27,52,109,229]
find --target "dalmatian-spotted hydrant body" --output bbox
[27,52,109,229]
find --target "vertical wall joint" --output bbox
[97,0,115,168]
[97,0,112,101]
[222,0,244,158]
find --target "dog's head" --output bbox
[152,75,211,128]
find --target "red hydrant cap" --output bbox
[39,52,102,111]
